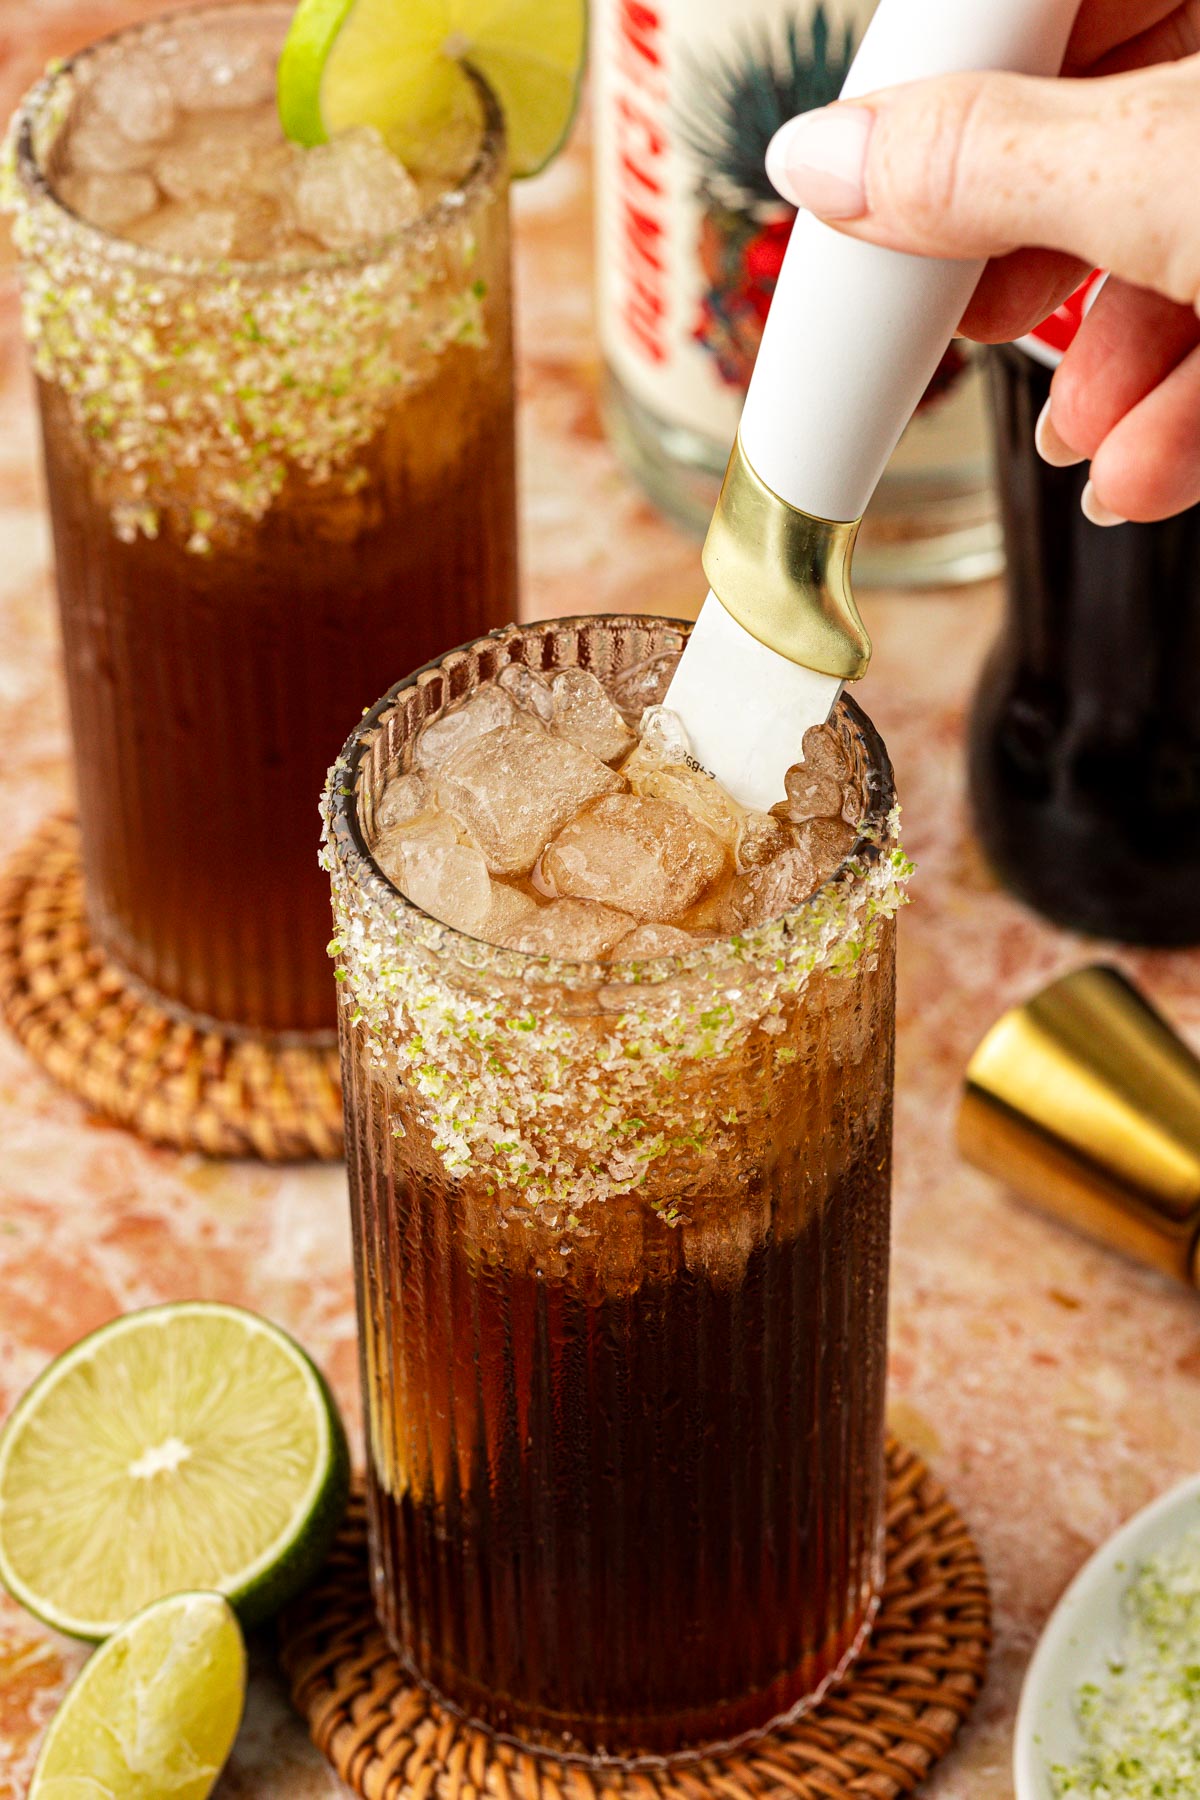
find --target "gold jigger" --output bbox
[958,965,1200,1284]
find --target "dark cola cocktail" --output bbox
[6,4,516,1034]
[325,616,908,1760]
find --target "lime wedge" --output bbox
[0,1301,349,1640]
[278,0,586,178]
[28,1591,245,1800]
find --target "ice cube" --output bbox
[547,669,636,764]
[153,141,234,202]
[776,763,844,823]
[799,721,849,778]
[406,844,495,934]
[413,688,518,774]
[229,195,298,261]
[437,727,623,876]
[244,138,307,205]
[375,814,493,935]
[89,49,176,142]
[543,795,726,922]
[371,808,457,886]
[375,771,428,834]
[58,170,158,232]
[618,716,687,796]
[793,816,857,878]
[125,202,238,259]
[610,650,679,724]
[638,705,691,763]
[153,106,282,203]
[161,36,278,110]
[677,879,738,937]
[735,811,790,872]
[682,1200,770,1284]
[293,128,421,250]
[64,114,156,174]
[498,663,554,723]
[729,820,854,927]
[622,704,742,845]
[500,898,634,960]
[482,882,542,944]
[612,922,704,958]
[626,758,743,848]
[730,847,821,929]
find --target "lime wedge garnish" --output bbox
[278,0,586,178]
[28,1591,245,1800]
[0,1301,349,1640]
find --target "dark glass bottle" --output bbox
[968,342,1200,945]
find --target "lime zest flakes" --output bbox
[1053,1519,1200,1797]
[323,760,909,1213]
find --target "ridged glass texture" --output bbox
[332,617,897,1762]
[14,5,516,1035]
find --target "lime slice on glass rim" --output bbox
[27,1591,245,1800]
[0,1301,349,1641]
[278,0,586,178]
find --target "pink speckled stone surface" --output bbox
[3,10,1200,1796]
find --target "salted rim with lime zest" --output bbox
[27,1591,246,1800]
[278,0,586,178]
[0,1300,349,1641]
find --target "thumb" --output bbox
[765,60,1200,309]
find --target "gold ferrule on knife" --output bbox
[701,430,871,682]
[958,965,1200,1287]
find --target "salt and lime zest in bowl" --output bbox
[1015,1472,1200,1800]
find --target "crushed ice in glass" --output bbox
[544,794,726,922]
[292,127,421,250]
[370,652,864,958]
[53,34,425,258]
[436,727,622,876]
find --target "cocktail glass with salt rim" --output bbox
[324,613,909,1762]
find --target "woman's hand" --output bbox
[765,2,1200,524]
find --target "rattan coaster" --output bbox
[279,1439,990,1800]
[0,814,343,1161]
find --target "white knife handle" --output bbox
[739,0,1082,524]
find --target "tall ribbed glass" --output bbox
[324,617,907,1762]
[6,5,516,1036]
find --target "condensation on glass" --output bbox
[6,4,517,1036]
[324,615,908,1763]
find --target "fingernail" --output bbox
[1081,480,1127,528]
[1035,399,1084,469]
[766,105,874,220]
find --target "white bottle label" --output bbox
[591,0,877,444]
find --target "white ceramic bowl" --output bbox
[1014,1471,1200,1800]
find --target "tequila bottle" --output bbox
[591,0,999,586]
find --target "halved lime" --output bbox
[28,1591,245,1800]
[0,1301,349,1640]
[278,0,586,178]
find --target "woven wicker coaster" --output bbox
[279,1439,990,1800]
[0,814,343,1161]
